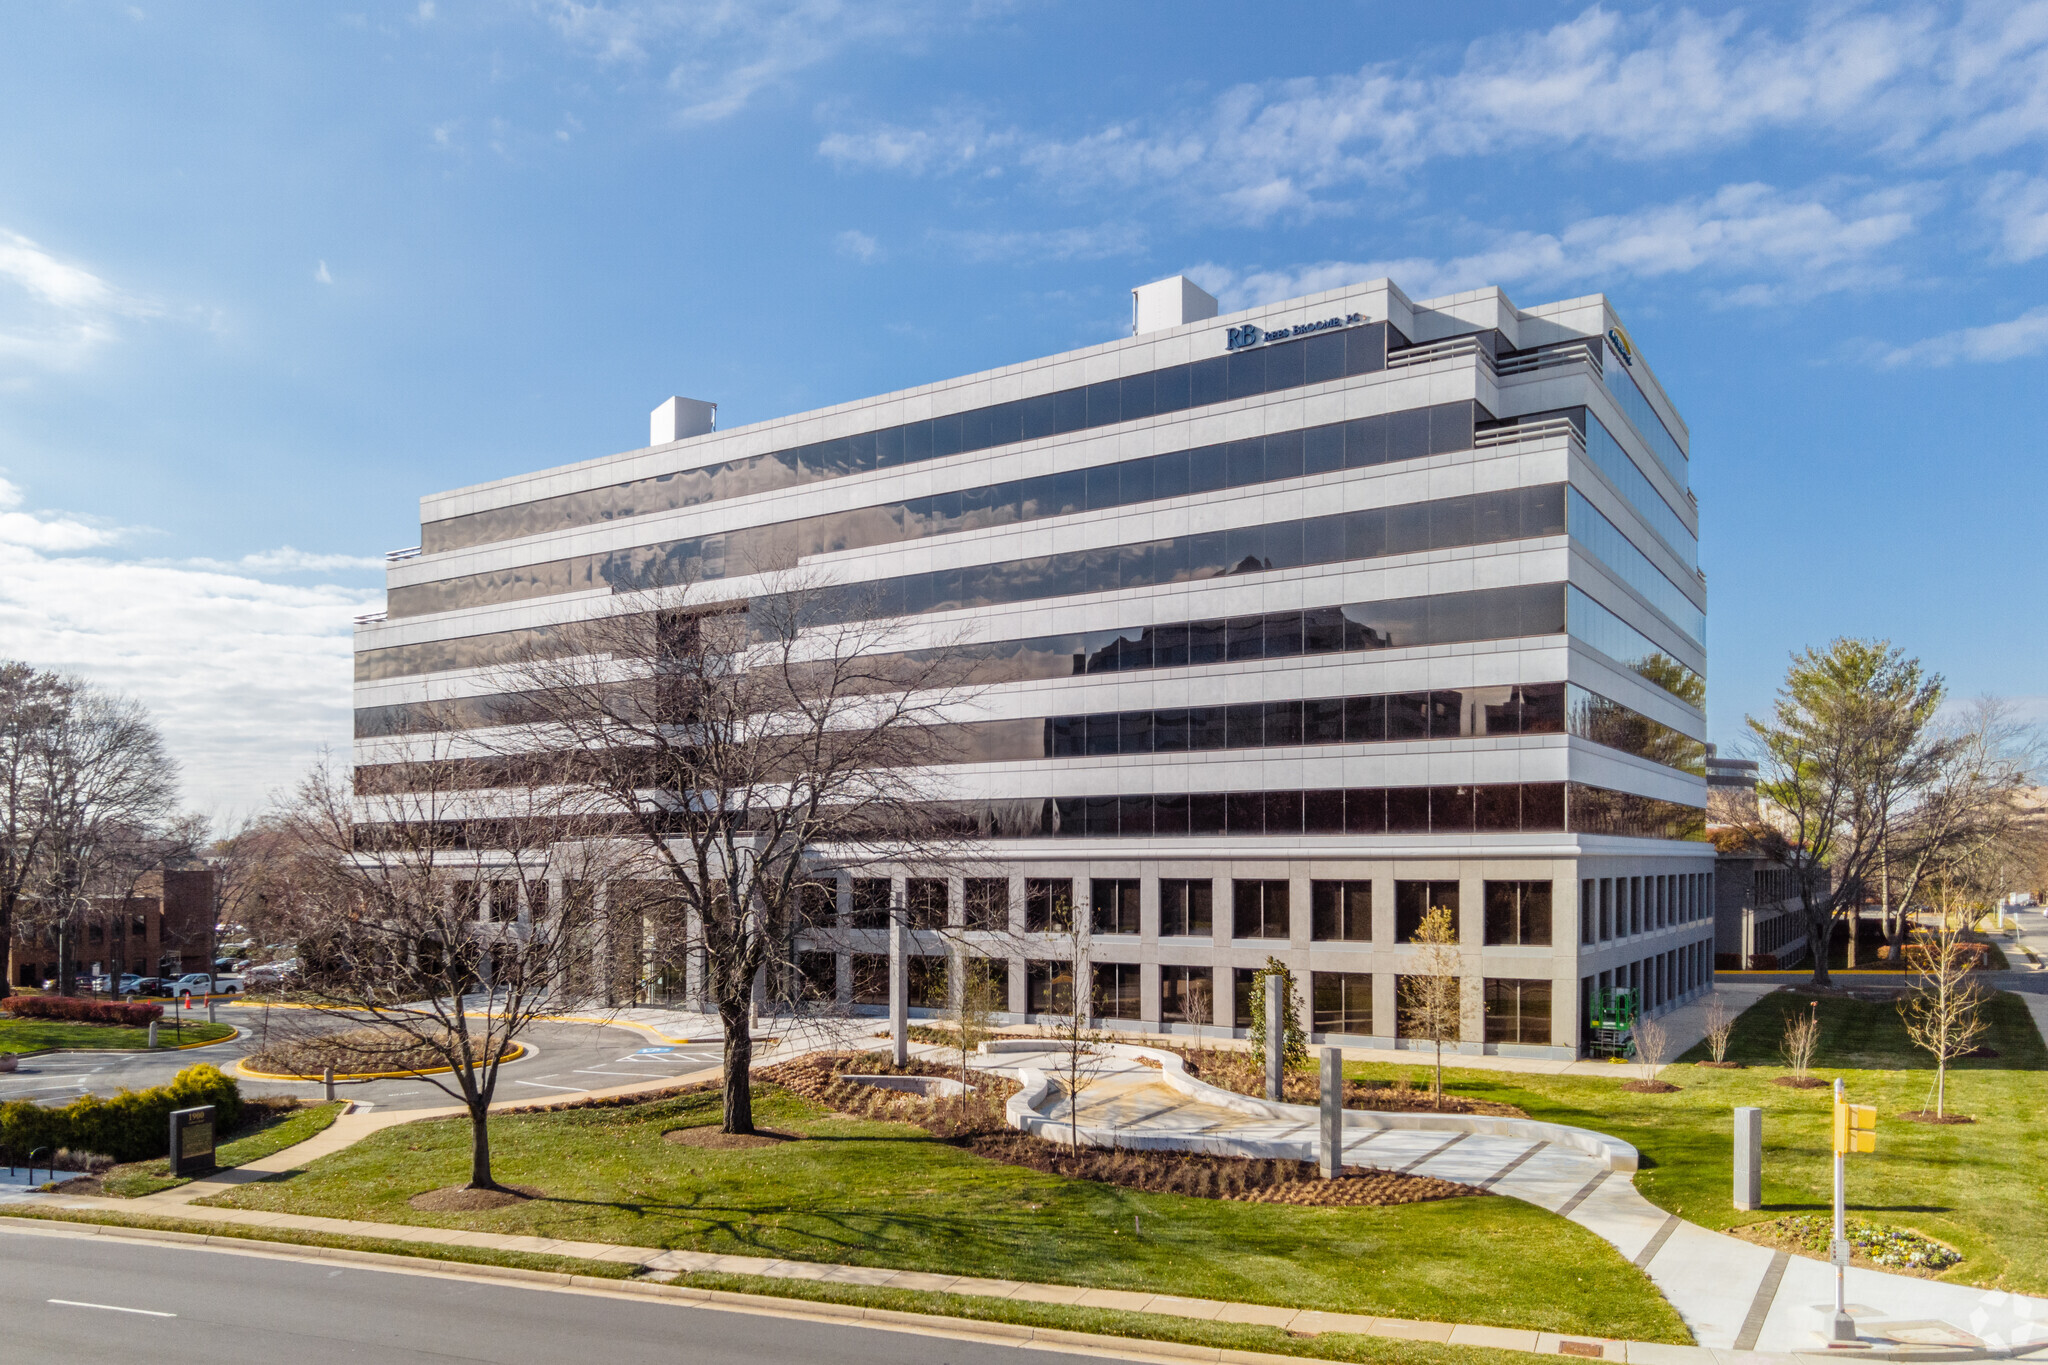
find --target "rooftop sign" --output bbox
[1226,312,1365,353]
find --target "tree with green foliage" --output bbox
[1244,955,1307,1078]
[1744,639,1946,988]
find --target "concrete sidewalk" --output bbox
[991,1040,2048,1358]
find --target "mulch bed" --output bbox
[1621,1080,1680,1093]
[1774,1076,1830,1089]
[1165,1047,1529,1117]
[765,1051,1486,1209]
[246,1027,516,1078]
[410,1183,546,1211]
[1901,1111,1975,1124]
[958,1130,1484,1208]
[1696,1061,1744,1069]
[759,1052,1019,1139]
[664,1126,800,1149]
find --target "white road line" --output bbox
[571,1067,677,1078]
[513,1080,582,1091]
[48,1300,176,1317]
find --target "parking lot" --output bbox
[0,1003,726,1112]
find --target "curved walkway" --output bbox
[990,1042,2048,1358]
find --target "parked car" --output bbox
[243,959,299,988]
[168,972,243,999]
[129,976,167,996]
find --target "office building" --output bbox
[354,275,1713,1059]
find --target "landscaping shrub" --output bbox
[1,995,163,1026]
[0,1063,240,1163]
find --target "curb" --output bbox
[0,1216,1689,1365]
[233,1042,526,1082]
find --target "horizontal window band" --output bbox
[396,400,1486,619]
[351,780,1706,849]
[353,679,1703,797]
[354,582,1569,722]
[421,321,1401,556]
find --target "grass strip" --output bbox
[100,1102,346,1198]
[0,1204,1539,1365]
[0,1019,235,1052]
[0,1204,637,1279]
[670,1267,1545,1365]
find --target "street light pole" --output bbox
[1829,1077,1854,1345]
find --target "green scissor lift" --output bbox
[1586,986,1641,1059]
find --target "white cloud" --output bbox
[0,228,157,374]
[929,222,1147,265]
[833,229,883,264]
[825,5,2048,220]
[182,546,386,574]
[315,260,334,285]
[819,118,1012,175]
[1875,304,2048,367]
[1191,182,1922,311]
[542,1,991,125]
[0,479,378,815]
[1979,171,2048,261]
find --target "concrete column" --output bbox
[1264,972,1285,1100]
[889,902,909,1067]
[1734,1106,1763,1210]
[1318,1046,1342,1179]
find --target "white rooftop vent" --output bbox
[651,396,717,446]
[1131,275,1218,335]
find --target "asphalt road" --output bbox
[0,1223,1108,1365]
[0,1008,726,1110]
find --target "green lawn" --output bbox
[101,1100,345,1197]
[207,1084,1688,1342]
[1342,989,2048,1294]
[0,1019,235,1052]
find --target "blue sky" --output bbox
[2,1,2046,814]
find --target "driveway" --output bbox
[0,1005,725,1112]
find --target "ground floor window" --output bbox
[1312,971,1372,1034]
[1159,965,1215,1024]
[1395,974,1462,1041]
[796,951,836,1001]
[1484,977,1551,1045]
[907,955,948,1008]
[852,953,887,1005]
[1093,962,1142,1019]
[1026,959,1073,1015]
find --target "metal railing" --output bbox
[385,546,422,562]
[1495,338,1603,379]
[1386,334,1493,373]
[353,610,388,625]
[1473,415,1580,449]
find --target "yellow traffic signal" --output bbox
[1833,1101,1876,1155]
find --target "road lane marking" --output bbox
[513,1080,582,1091]
[49,1300,176,1317]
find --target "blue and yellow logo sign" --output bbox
[1606,326,1636,366]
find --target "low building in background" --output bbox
[7,866,217,988]
[1705,749,1810,969]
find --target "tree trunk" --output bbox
[718,995,756,1134]
[467,1103,497,1191]
[1434,1039,1444,1110]
[1807,915,1833,989]
[1845,907,1857,968]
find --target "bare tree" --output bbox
[1398,903,1462,1109]
[1041,927,1109,1149]
[492,575,978,1134]
[0,664,69,995]
[943,957,1002,1113]
[1703,995,1736,1064]
[271,745,630,1192]
[24,684,182,995]
[1633,1014,1670,1082]
[1778,1004,1821,1080]
[1899,886,1990,1118]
